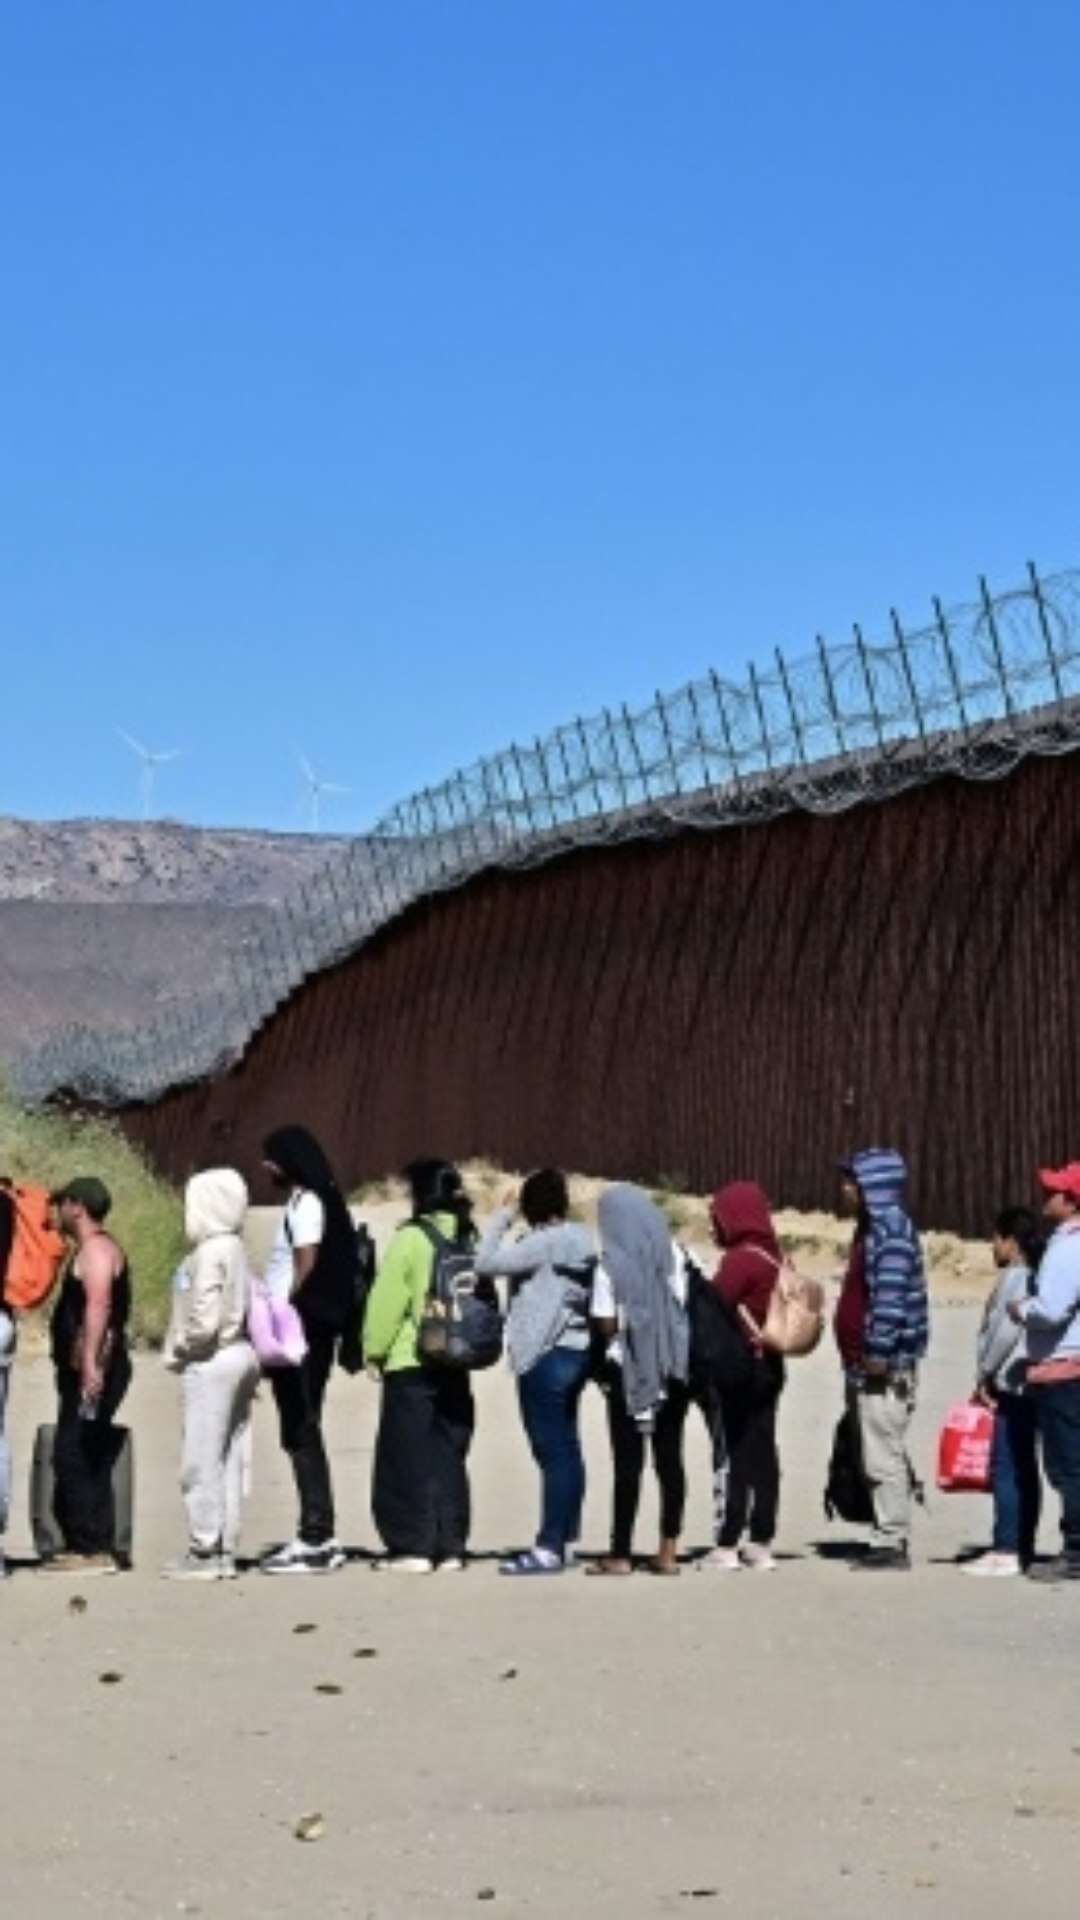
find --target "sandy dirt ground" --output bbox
[3,1291,1079,1920]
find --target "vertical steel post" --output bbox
[853,624,885,750]
[1027,560,1064,706]
[576,717,606,817]
[655,689,684,796]
[933,595,971,734]
[556,726,584,821]
[775,647,807,764]
[510,744,539,836]
[817,635,848,758]
[709,671,743,796]
[890,610,928,750]
[979,575,1015,717]
[602,709,632,813]
[684,679,711,791]
[747,663,775,772]
[536,735,560,828]
[622,702,653,802]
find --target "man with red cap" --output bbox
[1010,1162,1080,1582]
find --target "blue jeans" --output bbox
[517,1344,591,1557]
[991,1391,1041,1562]
[1033,1377,1080,1560]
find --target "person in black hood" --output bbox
[259,1126,356,1575]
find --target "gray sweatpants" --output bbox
[856,1377,918,1549]
[179,1342,260,1555]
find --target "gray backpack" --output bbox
[414,1221,503,1371]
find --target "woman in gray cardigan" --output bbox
[963,1205,1043,1578]
[475,1169,597,1576]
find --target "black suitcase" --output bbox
[29,1422,134,1567]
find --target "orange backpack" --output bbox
[3,1183,67,1312]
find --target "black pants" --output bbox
[372,1367,475,1562]
[53,1359,131,1556]
[270,1324,337,1547]
[606,1370,690,1558]
[1033,1377,1080,1559]
[719,1361,782,1548]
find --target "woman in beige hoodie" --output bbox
[163,1169,260,1581]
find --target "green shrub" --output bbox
[0,1086,184,1345]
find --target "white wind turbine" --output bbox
[298,753,350,832]
[117,730,182,820]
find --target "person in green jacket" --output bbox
[363,1160,480,1573]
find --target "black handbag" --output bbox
[824,1405,875,1524]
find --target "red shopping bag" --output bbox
[936,1401,994,1492]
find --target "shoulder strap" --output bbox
[282,1190,311,1249]
[553,1257,598,1283]
[411,1217,475,1255]
[412,1217,450,1254]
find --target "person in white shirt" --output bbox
[258,1126,357,1576]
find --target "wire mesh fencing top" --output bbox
[15,561,1080,1107]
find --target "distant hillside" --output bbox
[0,816,350,906]
[0,817,352,1063]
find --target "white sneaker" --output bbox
[375,1556,434,1574]
[217,1553,238,1580]
[162,1551,225,1582]
[700,1547,741,1572]
[436,1556,466,1573]
[961,1551,1020,1578]
[741,1544,777,1572]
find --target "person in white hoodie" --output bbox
[162,1169,260,1581]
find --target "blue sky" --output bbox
[2,0,1078,831]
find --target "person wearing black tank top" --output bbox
[45,1177,132,1574]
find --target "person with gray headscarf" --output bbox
[588,1185,691,1576]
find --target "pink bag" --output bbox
[936,1401,994,1492]
[247,1282,308,1370]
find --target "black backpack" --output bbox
[684,1250,757,1399]
[337,1222,378,1376]
[823,1406,875,1524]
[414,1221,503,1372]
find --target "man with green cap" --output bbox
[45,1178,132,1574]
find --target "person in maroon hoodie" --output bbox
[703,1181,786,1571]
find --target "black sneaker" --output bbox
[261,1538,347,1576]
[850,1545,911,1572]
[1027,1555,1080,1584]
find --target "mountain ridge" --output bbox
[0,816,355,1063]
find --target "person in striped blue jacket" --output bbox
[837,1149,929,1571]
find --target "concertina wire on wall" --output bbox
[13,560,1080,1109]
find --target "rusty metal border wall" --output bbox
[14,560,1080,1109]
[116,748,1080,1237]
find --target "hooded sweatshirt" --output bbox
[711,1182,782,1329]
[164,1168,251,1371]
[844,1149,928,1372]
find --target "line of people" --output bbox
[1,1137,1078,1584]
